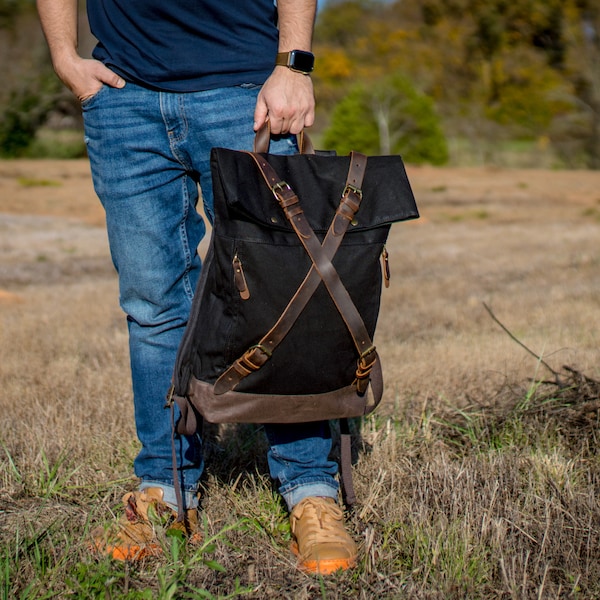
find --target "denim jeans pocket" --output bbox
[81,84,108,109]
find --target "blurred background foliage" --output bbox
[1,0,599,167]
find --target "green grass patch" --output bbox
[17,177,61,188]
[438,209,491,222]
[582,206,600,221]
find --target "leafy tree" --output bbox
[0,1,67,157]
[322,74,448,165]
[481,46,574,136]
[0,72,62,157]
[315,0,599,164]
[315,0,378,46]
[0,0,35,28]
[556,0,600,167]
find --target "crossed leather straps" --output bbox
[214,151,381,401]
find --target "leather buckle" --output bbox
[359,345,376,361]
[249,343,273,359]
[271,181,292,195]
[342,183,363,200]
[241,344,272,371]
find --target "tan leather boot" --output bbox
[290,497,357,575]
[91,487,200,561]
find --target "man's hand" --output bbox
[253,67,315,135]
[54,55,126,103]
[37,0,125,103]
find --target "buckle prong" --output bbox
[249,343,273,358]
[359,345,376,360]
[271,181,292,194]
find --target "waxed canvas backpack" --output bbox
[168,128,418,504]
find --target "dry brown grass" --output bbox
[1,160,600,598]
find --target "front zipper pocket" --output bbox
[232,254,250,300]
[381,246,390,288]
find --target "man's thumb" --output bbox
[253,99,268,131]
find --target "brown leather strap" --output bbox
[253,120,315,155]
[340,418,356,506]
[252,154,375,360]
[214,152,368,395]
[168,392,187,523]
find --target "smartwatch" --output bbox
[275,50,315,75]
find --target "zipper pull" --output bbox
[381,246,390,288]
[233,254,250,300]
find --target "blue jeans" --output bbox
[82,82,338,510]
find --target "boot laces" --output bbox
[293,497,346,544]
[123,490,174,525]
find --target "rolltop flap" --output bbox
[210,148,419,234]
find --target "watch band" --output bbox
[275,53,290,68]
[275,50,315,75]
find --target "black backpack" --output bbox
[168,135,418,505]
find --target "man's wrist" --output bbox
[50,46,80,71]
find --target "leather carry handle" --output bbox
[253,120,315,155]
[214,152,368,395]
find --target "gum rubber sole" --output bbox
[291,541,357,575]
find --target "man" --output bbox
[37,0,357,575]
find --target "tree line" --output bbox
[314,0,600,167]
[0,0,599,168]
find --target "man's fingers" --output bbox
[254,68,315,135]
[268,117,286,135]
[266,108,312,135]
[60,58,126,102]
[95,62,126,89]
[253,97,268,132]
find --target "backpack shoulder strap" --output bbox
[214,152,378,399]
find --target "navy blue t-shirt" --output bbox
[87,1,279,92]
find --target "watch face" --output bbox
[291,50,314,73]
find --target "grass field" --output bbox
[1,160,600,598]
